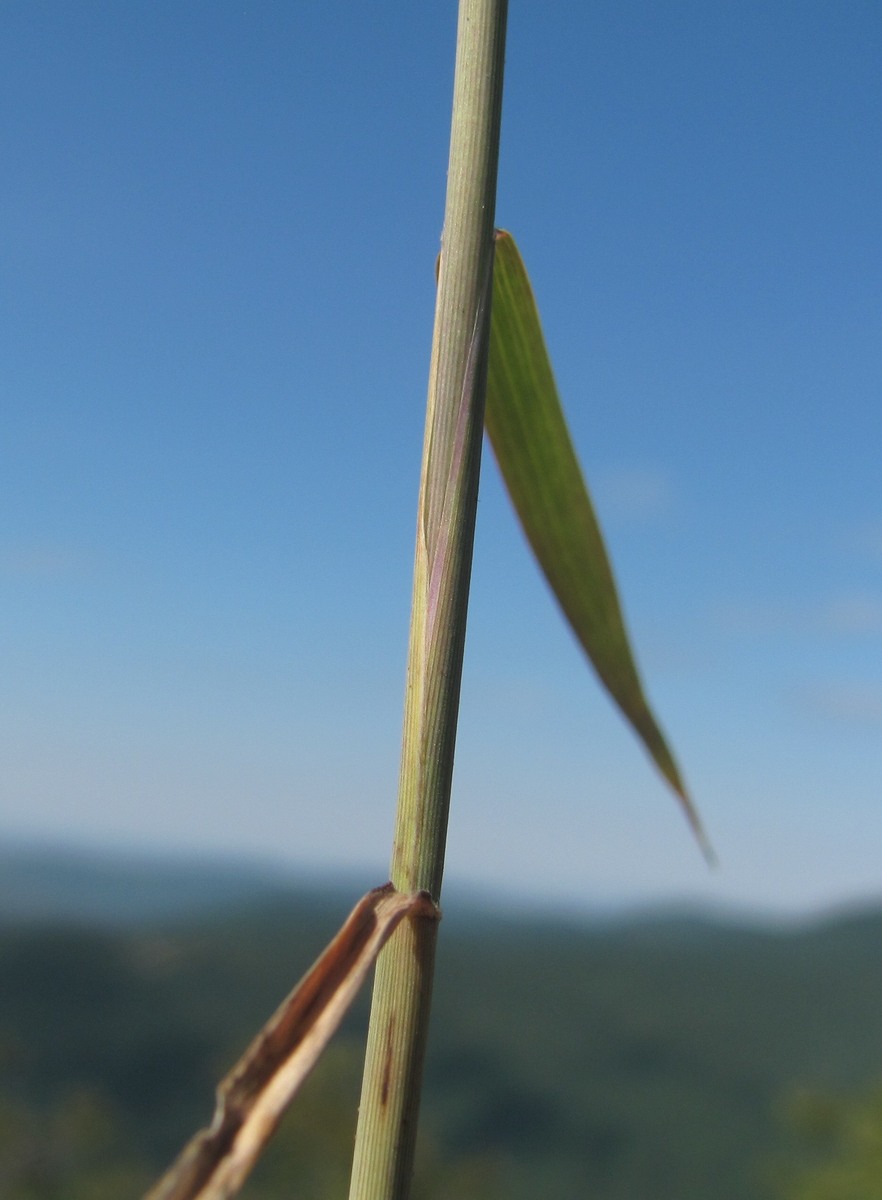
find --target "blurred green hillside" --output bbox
[2,849,882,1198]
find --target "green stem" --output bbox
[347,4,507,1199]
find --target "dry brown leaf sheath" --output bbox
[145,885,439,1200]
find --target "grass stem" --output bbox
[347,4,507,1198]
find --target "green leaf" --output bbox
[485,230,711,857]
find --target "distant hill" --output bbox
[0,838,806,932]
[0,842,360,926]
[3,844,882,1199]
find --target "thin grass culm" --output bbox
[143,3,708,1196]
[347,4,508,1199]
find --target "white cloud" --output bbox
[796,682,882,730]
[845,519,882,562]
[818,594,882,634]
[591,464,676,525]
[0,544,91,580]
[716,591,882,637]
[714,600,793,635]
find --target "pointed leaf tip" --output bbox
[486,230,712,859]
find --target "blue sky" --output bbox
[3,2,881,916]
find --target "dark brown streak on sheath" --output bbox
[147,885,439,1199]
[380,1013,396,1109]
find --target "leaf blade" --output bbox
[486,230,710,856]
